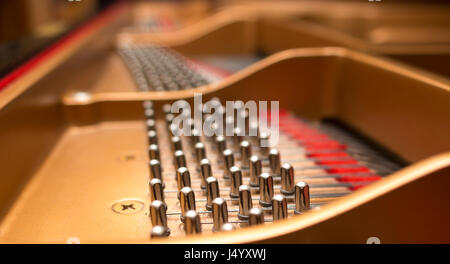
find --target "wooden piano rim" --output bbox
[123,4,450,55]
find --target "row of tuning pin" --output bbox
[143,100,312,238]
[119,44,209,91]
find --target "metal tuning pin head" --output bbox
[212,197,228,232]
[143,101,153,109]
[206,177,220,211]
[150,200,170,235]
[280,163,295,195]
[248,208,264,226]
[195,142,206,162]
[169,123,179,137]
[215,136,226,158]
[191,129,201,145]
[239,110,249,134]
[186,118,195,130]
[233,127,243,147]
[259,132,270,156]
[229,166,243,198]
[184,210,202,235]
[269,148,281,175]
[171,136,183,152]
[209,123,221,138]
[151,225,169,238]
[144,108,155,119]
[272,194,288,221]
[259,173,274,207]
[146,119,156,131]
[147,130,158,145]
[174,150,187,169]
[225,117,234,134]
[294,181,310,214]
[221,223,235,232]
[148,144,160,160]
[165,113,174,127]
[162,103,172,114]
[249,155,262,187]
[238,185,252,220]
[180,187,196,221]
[200,159,212,190]
[176,167,191,192]
[249,121,259,141]
[149,159,162,181]
[222,149,234,179]
[149,178,165,202]
[240,140,252,168]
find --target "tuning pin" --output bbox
[229,166,243,198]
[186,118,195,130]
[171,136,183,152]
[165,113,174,127]
[148,144,160,160]
[233,102,244,122]
[176,167,191,192]
[190,129,201,145]
[162,104,172,114]
[149,159,162,181]
[195,142,206,162]
[206,177,220,211]
[200,159,212,189]
[222,149,234,180]
[225,117,234,134]
[238,185,252,220]
[144,108,155,119]
[249,121,259,141]
[259,132,270,156]
[151,225,169,238]
[249,156,262,187]
[180,187,196,221]
[169,123,180,137]
[149,178,165,202]
[208,97,222,107]
[248,208,264,226]
[212,197,228,232]
[215,136,226,159]
[184,210,202,235]
[174,150,187,169]
[259,173,274,207]
[143,101,153,109]
[147,130,158,145]
[272,194,288,221]
[280,163,295,195]
[239,110,249,133]
[269,148,281,175]
[146,119,156,131]
[221,223,235,232]
[294,182,310,214]
[150,200,170,235]
[240,141,252,168]
[233,127,243,148]
[208,122,222,138]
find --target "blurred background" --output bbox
[0,0,115,77]
[1,0,449,78]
